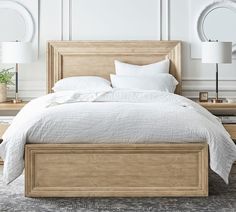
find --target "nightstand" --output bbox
[0,101,27,165]
[197,101,236,141]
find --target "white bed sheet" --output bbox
[0,89,236,184]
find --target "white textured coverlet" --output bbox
[0,89,236,184]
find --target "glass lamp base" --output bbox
[12,99,22,104]
[12,92,22,104]
[211,99,223,103]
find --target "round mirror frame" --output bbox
[197,1,236,52]
[0,0,35,42]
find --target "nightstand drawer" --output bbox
[0,102,26,166]
[0,123,10,165]
[0,123,10,137]
[224,124,236,140]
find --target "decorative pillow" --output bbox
[52,76,112,93]
[110,74,178,93]
[114,59,170,76]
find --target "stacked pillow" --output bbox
[111,59,178,93]
[52,59,178,94]
[52,76,112,93]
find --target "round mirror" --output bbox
[203,8,236,42]
[0,1,34,42]
[0,8,26,41]
[197,1,236,52]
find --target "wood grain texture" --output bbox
[0,124,9,137]
[198,102,236,140]
[0,124,10,165]
[199,102,236,112]
[0,102,26,165]
[0,124,5,165]
[47,41,182,94]
[25,143,208,197]
[224,124,236,140]
[0,102,27,111]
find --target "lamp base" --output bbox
[12,92,22,104]
[12,99,22,104]
[211,99,223,103]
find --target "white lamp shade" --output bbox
[202,41,232,64]
[1,42,35,64]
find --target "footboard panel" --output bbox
[25,143,208,197]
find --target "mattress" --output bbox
[0,89,236,184]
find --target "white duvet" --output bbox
[0,89,236,184]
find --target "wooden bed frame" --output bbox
[25,41,208,197]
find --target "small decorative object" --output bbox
[199,92,208,102]
[1,41,35,103]
[0,68,14,103]
[227,98,236,103]
[202,41,232,103]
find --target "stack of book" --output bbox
[218,116,236,124]
[0,116,14,124]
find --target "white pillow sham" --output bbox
[110,74,178,93]
[115,59,170,76]
[52,76,112,93]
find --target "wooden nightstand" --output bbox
[199,102,236,113]
[0,101,27,165]
[197,101,236,141]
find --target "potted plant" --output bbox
[0,68,14,102]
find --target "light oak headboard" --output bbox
[47,41,182,94]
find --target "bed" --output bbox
[1,41,235,198]
[24,41,210,197]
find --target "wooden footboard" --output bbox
[25,143,208,197]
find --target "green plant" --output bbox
[0,68,15,85]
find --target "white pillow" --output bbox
[110,74,178,93]
[115,59,170,76]
[52,76,112,93]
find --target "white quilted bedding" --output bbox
[0,89,236,184]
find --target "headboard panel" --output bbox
[47,41,182,94]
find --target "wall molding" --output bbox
[61,0,72,40]
[182,85,236,92]
[65,0,163,41]
[183,78,236,81]
[160,0,170,40]
[69,0,72,40]
[182,78,236,92]
[159,0,162,40]
[165,0,170,40]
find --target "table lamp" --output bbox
[1,41,34,103]
[202,41,232,103]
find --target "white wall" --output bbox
[2,0,236,100]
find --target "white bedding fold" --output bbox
[0,89,236,184]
